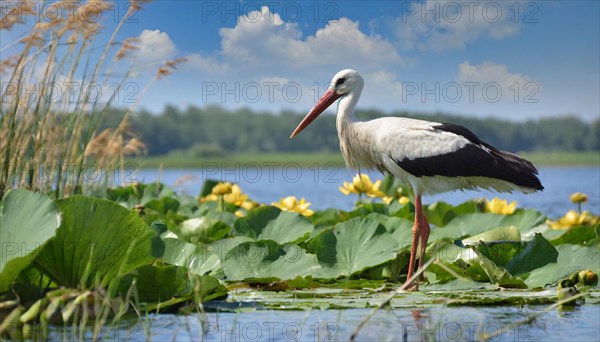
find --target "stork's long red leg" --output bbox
[405,194,423,286]
[417,214,431,272]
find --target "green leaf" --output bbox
[525,244,600,288]
[348,202,388,218]
[373,215,413,251]
[309,208,345,229]
[233,206,313,244]
[144,197,180,215]
[425,201,478,227]
[0,189,60,292]
[430,210,545,242]
[34,196,156,289]
[473,241,523,268]
[161,238,221,276]
[310,216,399,278]
[178,217,231,244]
[132,265,191,302]
[462,226,521,245]
[550,226,598,246]
[222,240,321,281]
[471,245,527,288]
[505,233,558,275]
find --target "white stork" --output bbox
[290,69,543,288]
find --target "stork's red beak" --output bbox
[290,89,342,139]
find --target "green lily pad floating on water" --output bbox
[233,206,313,244]
[430,209,546,242]
[222,240,321,281]
[0,189,61,292]
[161,237,221,276]
[34,196,159,289]
[309,216,399,279]
[525,243,600,288]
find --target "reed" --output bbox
[0,0,183,198]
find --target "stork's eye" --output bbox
[335,77,346,87]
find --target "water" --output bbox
[57,305,600,341]
[135,166,600,218]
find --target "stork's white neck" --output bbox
[335,85,363,134]
[335,83,364,170]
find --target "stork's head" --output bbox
[290,69,363,138]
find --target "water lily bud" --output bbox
[558,278,576,290]
[133,204,144,216]
[568,271,580,283]
[557,286,583,306]
[211,183,232,195]
[577,270,598,286]
[570,192,588,204]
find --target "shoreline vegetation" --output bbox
[135,151,600,169]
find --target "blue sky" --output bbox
[2,1,599,120]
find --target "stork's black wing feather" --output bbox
[394,123,544,191]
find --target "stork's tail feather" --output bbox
[491,149,544,191]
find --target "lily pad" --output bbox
[425,200,479,227]
[525,243,600,288]
[430,210,545,242]
[471,246,527,288]
[34,196,158,289]
[233,206,313,244]
[131,265,191,302]
[504,233,558,275]
[462,226,521,245]
[309,216,399,278]
[222,240,321,281]
[550,225,598,246]
[0,189,61,292]
[177,217,231,243]
[161,238,221,276]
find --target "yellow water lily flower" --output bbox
[383,195,410,205]
[485,198,517,215]
[240,200,258,211]
[223,184,248,206]
[212,182,233,196]
[272,196,314,217]
[570,192,588,204]
[547,210,600,229]
[201,183,254,208]
[234,210,245,218]
[339,174,385,198]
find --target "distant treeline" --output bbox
[101,105,600,156]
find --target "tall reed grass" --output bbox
[0,0,183,198]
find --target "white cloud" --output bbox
[186,54,228,74]
[456,61,534,90]
[135,29,177,62]
[174,6,406,112]
[191,6,401,75]
[394,0,521,51]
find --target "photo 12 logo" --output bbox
[201,81,331,104]
[401,1,540,24]
[1,1,145,26]
[199,1,339,24]
[1,81,140,105]
[401,81,540,104]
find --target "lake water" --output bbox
[56,305,600,341]
[136,166,600,218]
